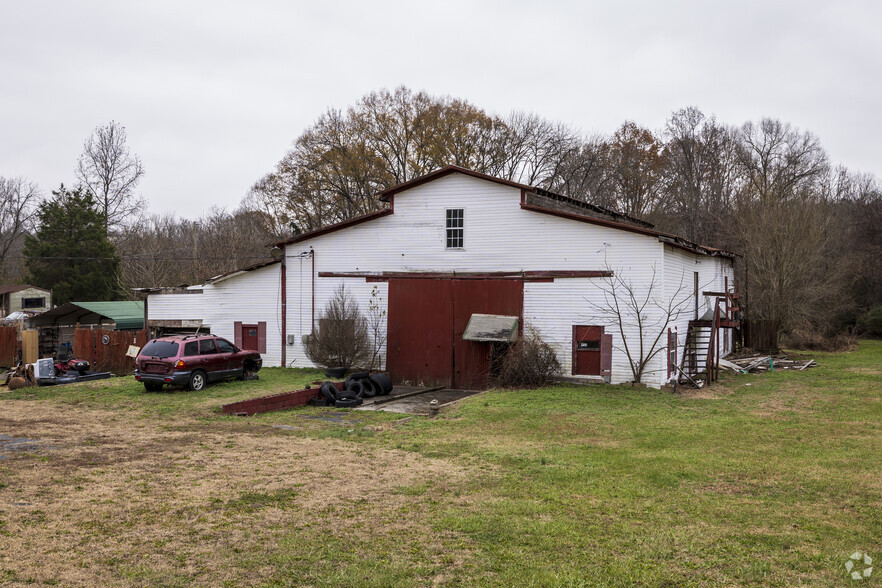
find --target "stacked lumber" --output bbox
[720,355,816,374]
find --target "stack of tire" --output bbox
[318,372,393,408]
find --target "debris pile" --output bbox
[719,354,816,374]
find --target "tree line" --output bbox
[3,87,880,340]
[247,87,882,340]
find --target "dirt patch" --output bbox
[0,400,476,586]
[847,367,882,376]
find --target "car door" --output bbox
[198,338,223,381]
[215,338,239,378]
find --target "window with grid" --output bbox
[446,208,464,248]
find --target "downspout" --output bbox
[281,245,287,367]
[311,248,316,333]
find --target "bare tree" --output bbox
[585,264,692,384]
[305,285,373,370]
[366,285,388,370]
[0,177,42,281]
[76,121,145,233]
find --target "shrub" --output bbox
[493,329,561,388]
[857,306,882,337]
[305,285,373,370]
[782,329,857,352]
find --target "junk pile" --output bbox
[719,354,816,374]
[312,372,394,408]
[4,364,37,390]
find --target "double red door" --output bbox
[386,279,523,389]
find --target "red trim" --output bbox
[523,270,612,278]
[319,270,612,281]
[378,165,532,202]
[520,202,732,257]
[273,208,393,246]
[280,247,286,366]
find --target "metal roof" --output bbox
[30,301,144,330]
[0,284,50,296]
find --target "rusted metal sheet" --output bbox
[0,326,18,367]
[452,280,523,390]
[386,279,454,388]
[462,314,518,342]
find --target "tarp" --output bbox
[29,301,144,330]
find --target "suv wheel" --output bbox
[188,370,207,391]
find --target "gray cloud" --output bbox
[1,0,879,218]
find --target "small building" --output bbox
[0,284,52,316]
[144,166,737,389]
[29,301,145,360]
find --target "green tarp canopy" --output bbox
[29,301,144,330]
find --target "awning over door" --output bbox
[462,314,519,342]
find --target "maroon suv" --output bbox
[135,334,262,392]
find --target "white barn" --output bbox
[146,167,736,389]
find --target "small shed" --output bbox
[29,301,145,360]
[0,284,52,316]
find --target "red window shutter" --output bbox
[257,322,267,354]
[600,334,613,378]
[234,321,243,348]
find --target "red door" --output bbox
[573,326,604,375]
[241,324,259,351]
[386,279,454,388]
[452,280,523,390]
[386,278,524,389]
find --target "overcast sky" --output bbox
[1,0,879,219]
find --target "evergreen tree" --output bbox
[25,185,120,305]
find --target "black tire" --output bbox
[334,398,359,408]
[143,382,163,392]
[337,388,358,401]
[369,373,393,395]
[347,380,364,397]
[325,367,346,379]
[188,370,207,391]
[320,381,339,404]
[360,378,378,398]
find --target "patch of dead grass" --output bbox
[0,400,477,586]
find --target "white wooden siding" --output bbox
[148,171,733,386]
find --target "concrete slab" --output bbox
[358,387,481,415]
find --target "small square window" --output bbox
[446,209,463,249]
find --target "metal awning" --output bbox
[462,314,519,342]
[29,301,145,330]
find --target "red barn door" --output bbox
[386,279,454,388]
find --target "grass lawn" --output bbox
[1,342,880,586]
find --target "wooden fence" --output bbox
[743,320,778,353]
[0,326,17,367]
[74,329,148,375]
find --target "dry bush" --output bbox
[305,285,373,370]
[782,329,857,352]
[493,330,561,388]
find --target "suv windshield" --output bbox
[141,341,179,358]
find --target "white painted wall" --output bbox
[147,171,735,386]
[663,245,736,383]
[285,173,678,386]
[147,263,285,365]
